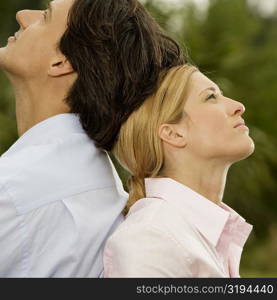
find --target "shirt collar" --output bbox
[145,177,252,248]
[0,113,125,215]
[2,113,84,157]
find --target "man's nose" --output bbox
[16,10,43,29]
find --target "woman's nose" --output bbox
[234,101,245,116]
[16,10,43,29]
[227,97,245,116]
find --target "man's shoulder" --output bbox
[0,134,119,215]
[0,133,102,183]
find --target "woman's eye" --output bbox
[207,93,216,100]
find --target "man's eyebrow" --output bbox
[45,1,53,18]
[199,87,223,96]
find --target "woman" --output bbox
[103,65,254,277]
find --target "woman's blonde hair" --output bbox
[113,64,198,214]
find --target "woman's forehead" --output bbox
[190,72,218,90]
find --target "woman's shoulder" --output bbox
[106,196,197,247]
[103,197,200,277]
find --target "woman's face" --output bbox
[180,71,255,162]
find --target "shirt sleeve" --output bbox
[0,185,23,276]
[103,223,193,278]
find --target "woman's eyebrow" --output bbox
[199,86,223,96]
[199,87,216,96]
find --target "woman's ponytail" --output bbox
[124,175,145,215]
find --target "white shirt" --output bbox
[104,178,252,277]
[0,113,127,277]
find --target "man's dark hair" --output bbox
[59,0,186,151]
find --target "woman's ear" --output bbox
[48,55,74,77]
[159,123,187,148]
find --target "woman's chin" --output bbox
[233,139,255,162]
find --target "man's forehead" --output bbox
[45,0,74,9]
[44,0,75,20]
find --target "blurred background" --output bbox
[0,0,276,277]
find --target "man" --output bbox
[0,0,185,277]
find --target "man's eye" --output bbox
[43,10,48,20]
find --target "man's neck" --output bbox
[12,79,70,136]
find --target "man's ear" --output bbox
[159,123,187,148]
[48,56,74,77]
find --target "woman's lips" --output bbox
[234,120,245,128]
[235,124,249,131]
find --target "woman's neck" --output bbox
[163,158,230,204]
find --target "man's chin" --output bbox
[0,48,6,66]
[0,39,9,49]
[0,51,5,69]
[0,50,11,73]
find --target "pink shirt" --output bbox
[103,178,253,277]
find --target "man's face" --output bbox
[0,0,74,78]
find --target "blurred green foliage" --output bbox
[0,0,276,277]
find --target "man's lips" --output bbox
[9,32,20,41]
[7,32,20,43]
[8,36,16,42]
